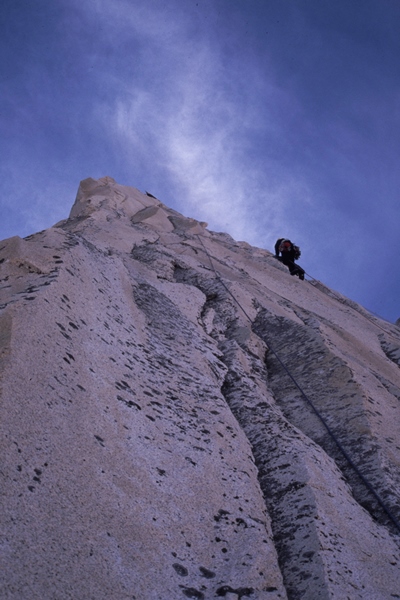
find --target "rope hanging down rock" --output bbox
[281,256,399,340]
[195,235,400,534]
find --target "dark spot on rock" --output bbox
[235,518,248,528]
[115,380,132,391]
[181,587,204,599]
[216,586,254,598]
[117,396,141,410]
[214,509,230,522]
[199,566,215,579]
[172,563,188,576]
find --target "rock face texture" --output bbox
[1,176,400,600]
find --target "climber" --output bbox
[274,238,305,280]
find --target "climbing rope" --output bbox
[196,235,400,534]
[277,256,400,341]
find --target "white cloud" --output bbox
[83,6,304,246]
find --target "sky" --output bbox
[1,0,399,323]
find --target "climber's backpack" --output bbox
[293,245,301,259]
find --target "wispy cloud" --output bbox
[83,0,310,245]
[2,0,399,320]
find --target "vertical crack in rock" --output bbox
[252,310,400,530]
[131,243,177,281]
[379,334,400,368]
[189,281,330,598]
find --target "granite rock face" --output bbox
[1,176,400,600]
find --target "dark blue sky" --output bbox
[1,0,399,322]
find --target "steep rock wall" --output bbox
[1,177,400,600]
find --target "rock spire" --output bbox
[1,176,400,599]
